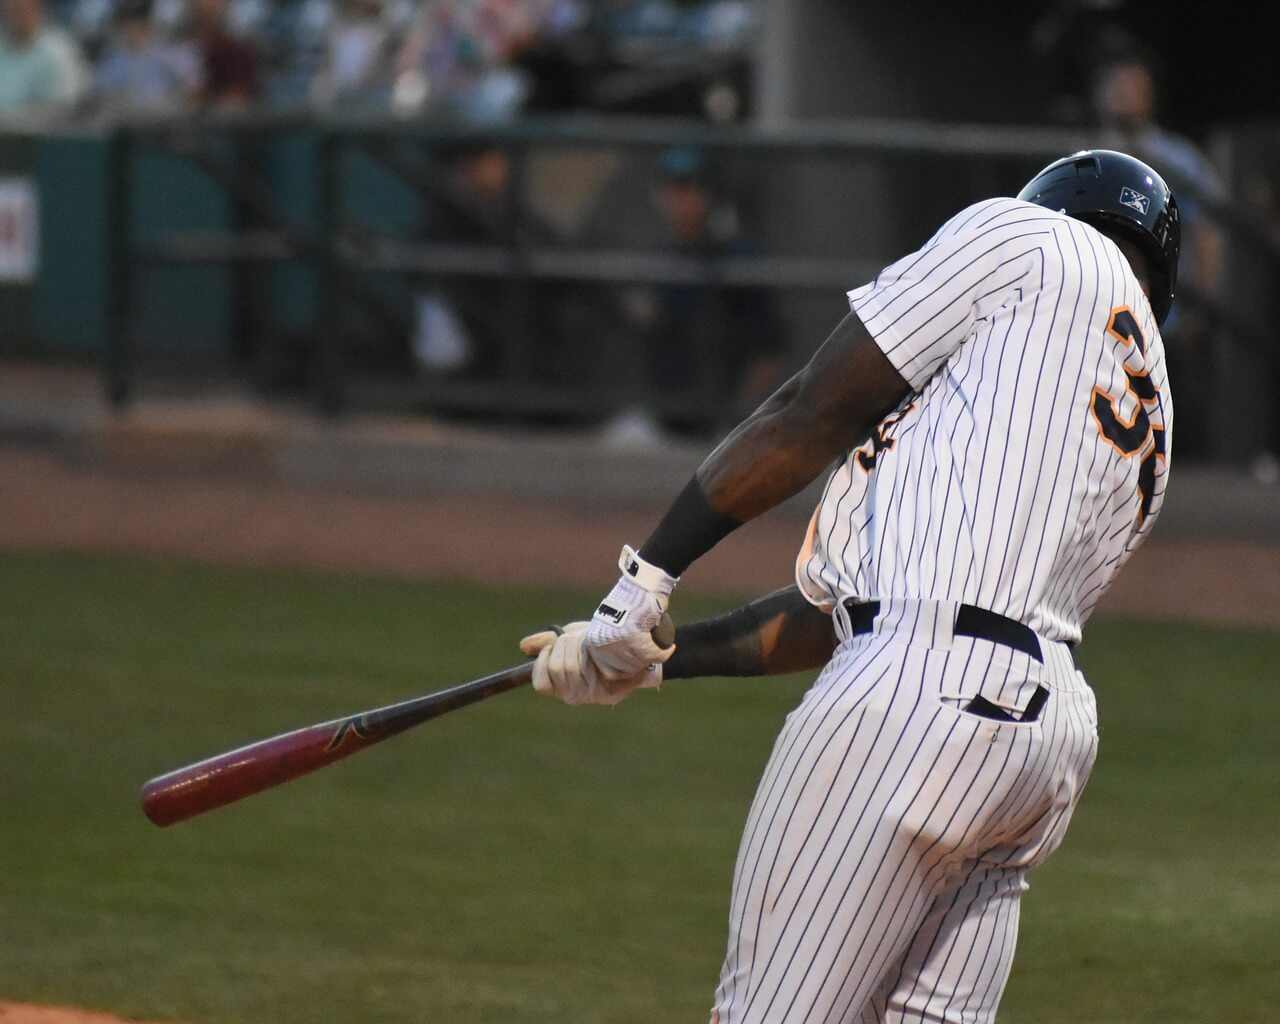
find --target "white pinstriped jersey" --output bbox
[796,197,1172,643]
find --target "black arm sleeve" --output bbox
[663,586,834,680]
[638,476,743,578]
[664,602,774,679]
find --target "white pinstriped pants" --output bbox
[711,599,1098,1024]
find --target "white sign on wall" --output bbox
[0,178,39,283]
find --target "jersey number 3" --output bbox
[1090,307,1166,526]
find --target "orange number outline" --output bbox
[1091,306,1167,525]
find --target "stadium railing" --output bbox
[18,111,1278,431]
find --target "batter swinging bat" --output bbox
[140,616,674,828]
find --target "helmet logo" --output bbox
[1119,187,1150,214]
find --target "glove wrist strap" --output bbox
[619,545,679,596]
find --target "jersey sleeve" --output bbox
[848,198,1057,391]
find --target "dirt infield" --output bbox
[0,1003,175,1024]
[3,444,1279,629]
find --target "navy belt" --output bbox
[841,598,1045,663]
[842,599,1051,724]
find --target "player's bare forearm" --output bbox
[663,586,837,680]
[699,314,908,520]
[638,313,909,576]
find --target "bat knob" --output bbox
[650,613,676,650]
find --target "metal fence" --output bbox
[100,111,1280,434]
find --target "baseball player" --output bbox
[521,149,1179,1023]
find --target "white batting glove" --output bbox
[520,621,662,706]
[583,546,679,680]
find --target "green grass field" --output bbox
[2,549,1277,1023]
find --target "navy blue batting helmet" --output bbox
[1018,149,1181,324]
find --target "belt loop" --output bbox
[832,599,853,643]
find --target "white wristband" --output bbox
[618,545,679,596]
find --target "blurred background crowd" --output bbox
[0,0,1277,475]
[0,0,756,119]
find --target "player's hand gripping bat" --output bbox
[139,616,674,827]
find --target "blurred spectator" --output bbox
[410,141,594,396]
[602,146,785,445]
[411,143,522,376]
[392,0,546,120]
[505,0,586,112]
[94,0,198,112]
[1235,151,1280,482]
[309,0,397,110]
[412,145,547,378]
[0,0,88,115]
[66,0,115,62]
[1088,45,1225,459]
[189,0,257,107]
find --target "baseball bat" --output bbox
[140,615,674,828]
